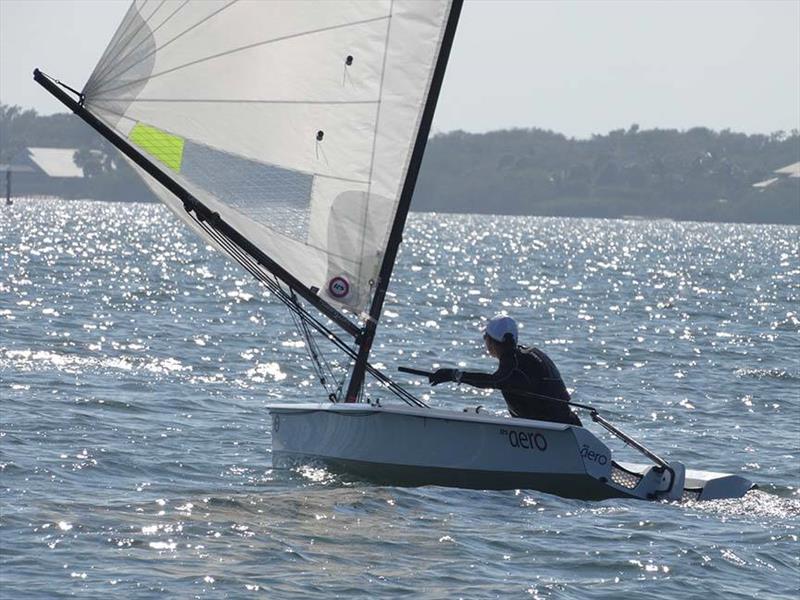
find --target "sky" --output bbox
[1,0,798,139]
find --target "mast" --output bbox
[344,0,463,402]
[33,69,361,341]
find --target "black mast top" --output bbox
[344,0,464,402]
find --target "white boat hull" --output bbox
[268,403,754,501]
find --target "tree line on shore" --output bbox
[2,104,798,224]
[415,125,799,224]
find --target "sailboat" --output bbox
[36,0,753,501]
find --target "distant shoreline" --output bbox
[7,195,799,229]
[3,105,799,225]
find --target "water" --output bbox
[1,199,798,598]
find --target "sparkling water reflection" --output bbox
[1,199,798,598]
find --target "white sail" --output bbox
[81,0,453,316]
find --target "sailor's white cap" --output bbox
[483,315,518,343]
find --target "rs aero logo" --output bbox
[580,444,608,465]
[501,428,547,452]
[328,276,350,299]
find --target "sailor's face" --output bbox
[484,334,499,358]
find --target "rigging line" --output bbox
[91,0,241,94]
[315,321,344,380]
[288,289,332,385]
[36,71,85,104]
[199,225,305,318]
[288,294,334,396]
[88,0,190,93]
[91,12,392,98]
[205,246,344,371]
[356,349,426,407]
[279,282,421,404]
[202,227,339,400]
[289,290,343,399]
[370,367,427,408]
[320,349,344,398]
[316,335,346,397]
[233,272,354,402]
[210,226,424,407]
[88,97,380,105]
[88,0,166,90]
[304,332,337,396]
[220,232,422,408]
[293,295,341,389]
[193,215,426,407]
[368,367,420,406]
[195,217,350,351]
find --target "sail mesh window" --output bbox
[181,141,313,241]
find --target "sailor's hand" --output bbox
[429,368,461,385]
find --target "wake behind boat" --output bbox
[35,0,754,502]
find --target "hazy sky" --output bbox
[1,0,798,139]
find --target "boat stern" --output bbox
[611,461,755,501]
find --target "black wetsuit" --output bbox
[460,346,582,426]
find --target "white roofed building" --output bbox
[2,147,88,199]
[26,147,85,178]
[773,162,800,178]
[752,161,800,188]
[2,146,154,202]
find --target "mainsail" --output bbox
[81,0,455,315]
[36,0,461,401]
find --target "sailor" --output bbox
[429,315,582,426]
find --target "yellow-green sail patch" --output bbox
[129,123,185,172]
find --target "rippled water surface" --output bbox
[1,199,798,598]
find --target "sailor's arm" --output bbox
[429,364,515,389]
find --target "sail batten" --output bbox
[90,13,393,99]
[88,0,190,89]
[87,0,240,95]
[89,99,382,105]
